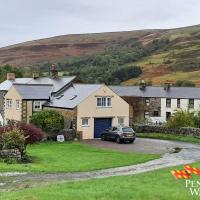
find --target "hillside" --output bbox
[1,25,200,85]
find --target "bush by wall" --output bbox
[134,124,200,137]
[30,110,64,133]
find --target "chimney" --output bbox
[50,64,58,79]
[139,80,146,90]
[7,73,15,81]
[164,82,171,91]
[32,72,40,79]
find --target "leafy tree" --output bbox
[173,80,196,87]
[30,110,64,133]
[166,110,195,128]
[0,64,23,83]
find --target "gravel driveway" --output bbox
[81,138,198,154]
[1,138,200,191]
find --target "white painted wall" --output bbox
[161,98,200,120]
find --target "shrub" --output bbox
[16,122,45,145]
[0,128,26,155]
[30,110,64,133]
[167,110,195,128]
[0,123,45,145]
[194,111,200,128]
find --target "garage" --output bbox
[94,118,112,138]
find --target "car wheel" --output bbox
[101,134,105,141]
[116,136,121,144]
[129,140,134,144]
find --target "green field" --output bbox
[137,133,200,144]
[0,142,159,173]
[1,162,200,200]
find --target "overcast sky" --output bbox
[0,0,200,47]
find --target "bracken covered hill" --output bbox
[1,24,200,85]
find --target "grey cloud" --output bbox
[0,0,200,47]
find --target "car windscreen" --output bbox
[122,128,133,132]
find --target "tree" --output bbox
[173,80,196,87]
[167,110,195,128]
[0,65,23,83]
[30,110,64,133]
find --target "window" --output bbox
[16,100,20,110]
[166,98,171,108]
[153,111,159,117]
[166,112,171,119]
[6,99,12,109]
[177,99,180,108]
[144,111,150,119]
[145,98,150,106]
[189,99,194,109]
[118,117,125,126]
[33,101,42,110]
[96,97,112,107]
[82,118,89,127]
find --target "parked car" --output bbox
[101,126,136,143]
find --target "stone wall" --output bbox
[134,125,200,137]
[145,97,161,117]
[122,96,161,123]
[0,91,6,121]
[0,149,21,161]
[122,96,144,123]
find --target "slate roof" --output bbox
[0,76,76,92]
[0,78,32,91]
[13,84,53,100]
[46,84,103,109]
[109,86,200,99]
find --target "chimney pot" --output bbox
[7,73,15,81]
[50,64,58,79]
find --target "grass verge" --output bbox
[1,162,200,200]
[137,132,200,144]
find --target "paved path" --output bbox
[1,138,200,191]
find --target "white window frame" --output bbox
[96,97,112,108]
[118,117,125,126]
[82,118,89,127]
[33,101,42,110]
[6,99,12,109]
[145,98,150,106]
[16,100,20,110]
[144,111,150,119]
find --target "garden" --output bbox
[0,110,158,172]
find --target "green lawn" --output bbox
[137,133,200,144]
[0,142,159,173]
[1,162,200,200]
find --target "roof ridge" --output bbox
[13,83,53,86]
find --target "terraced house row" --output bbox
[0,71,200,139]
